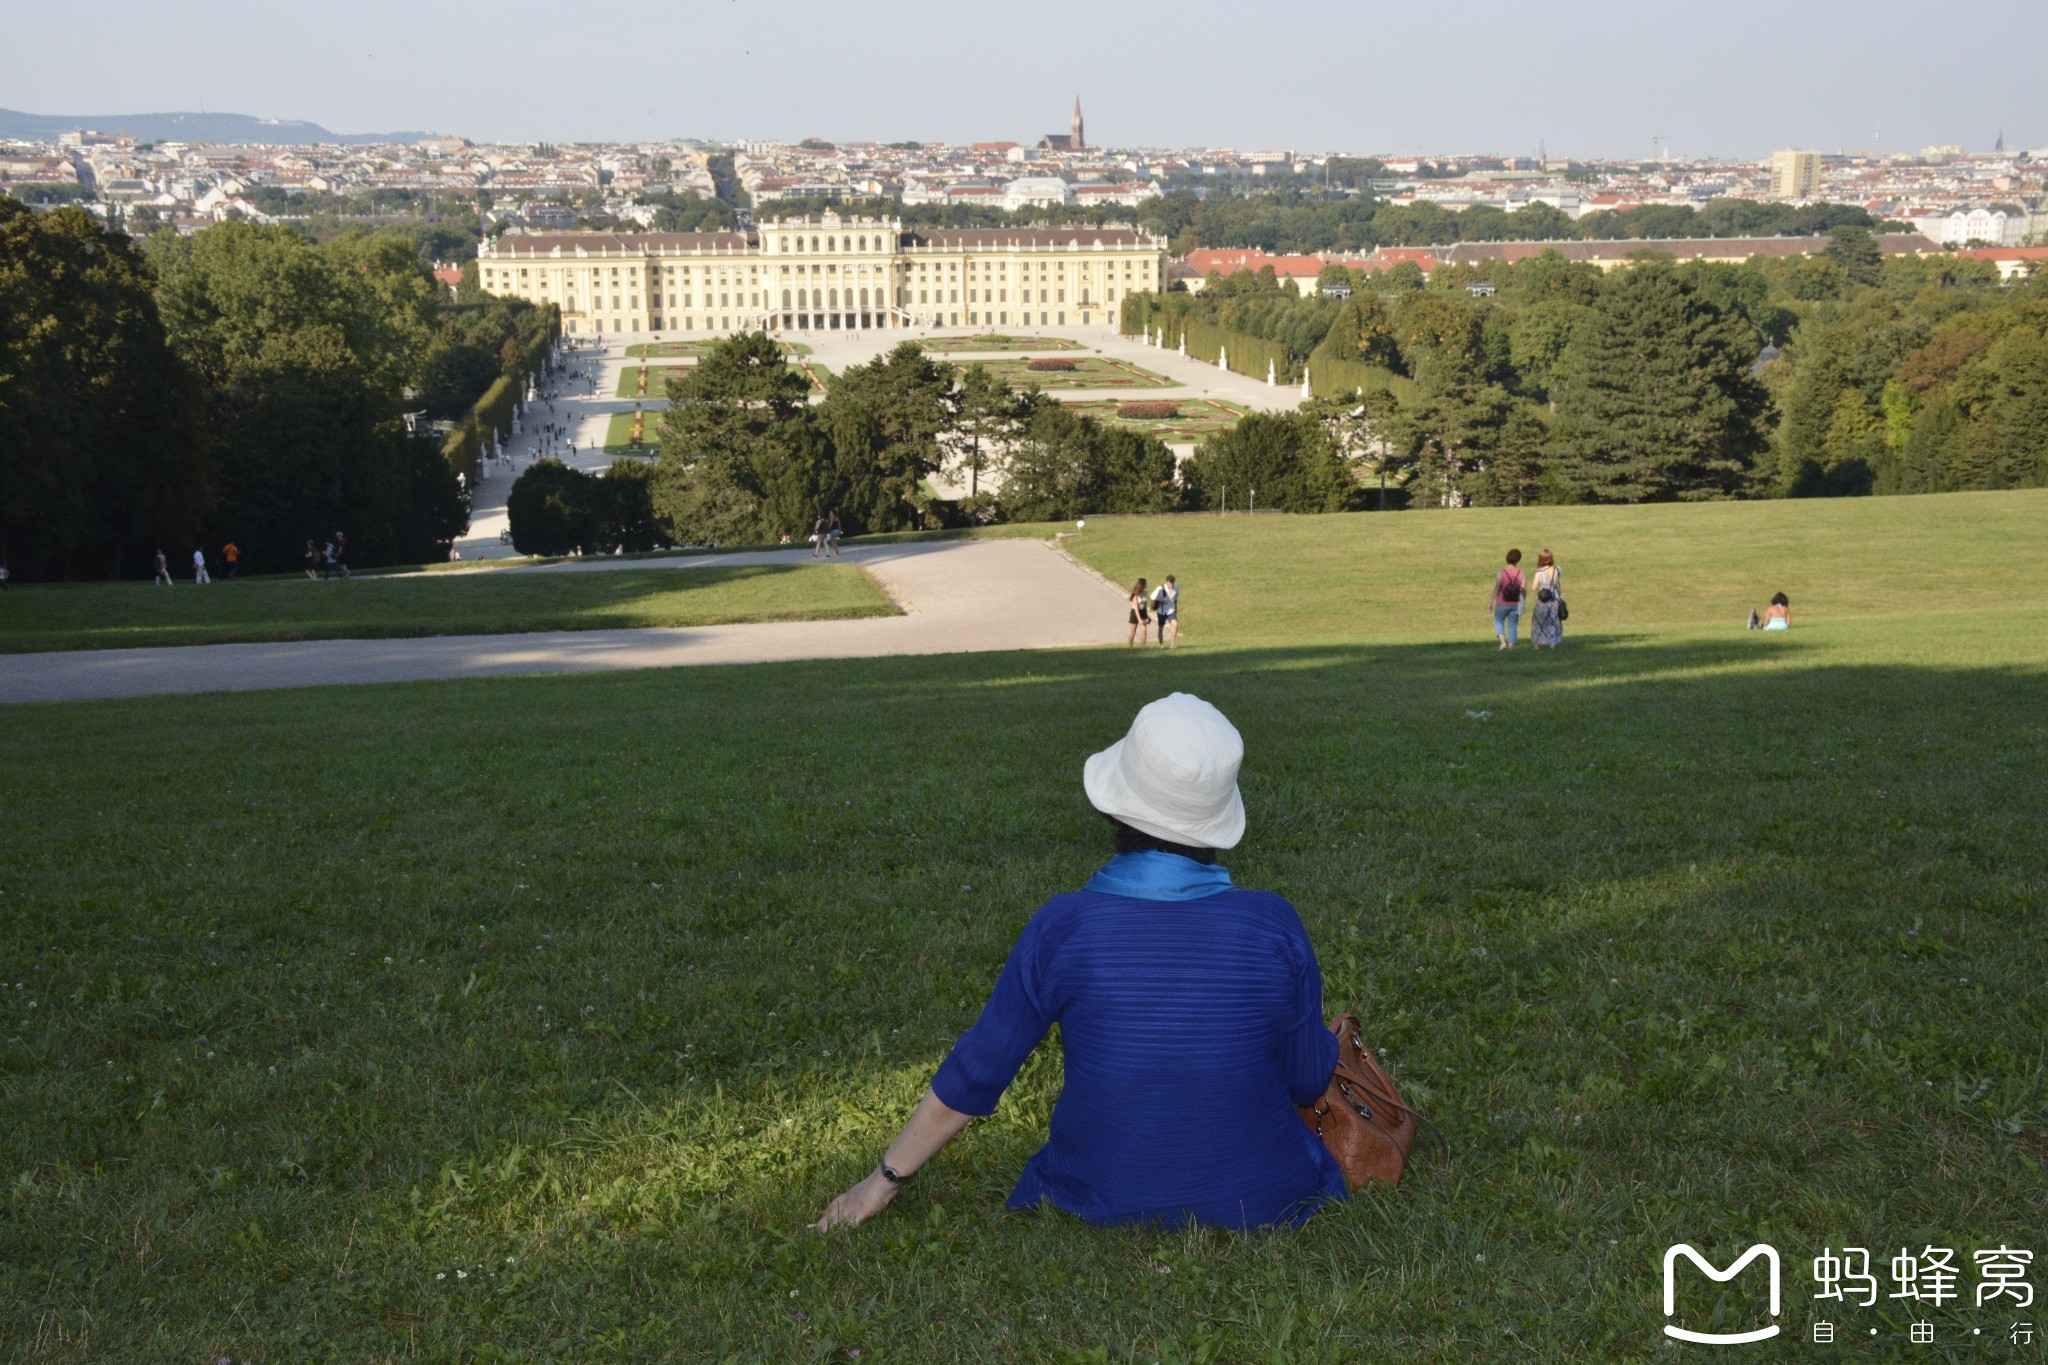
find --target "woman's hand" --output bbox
[815,1169,901,1232]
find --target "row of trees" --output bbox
[1,202,556,579]
[752,191,1891,257]
[506,336,1194,553]
[1125,235,2048,505]
[652,335,1192,540]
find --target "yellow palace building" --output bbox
[475,213,1168,336]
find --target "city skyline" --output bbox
[2,0,2038,158]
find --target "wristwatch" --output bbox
[879,1161,913,1185]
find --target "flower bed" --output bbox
[1116,402,1181,420]
[1026,358,1078,372]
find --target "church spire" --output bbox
[1072,96,1084,151]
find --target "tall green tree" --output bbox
[0,201,207,578]
[652,331,814,542]
[1184,412,1357,513]
[947,362,1025,500]
[150,222,449,568]
[1549,265,1770,501]
[999,397,1186,520]
[820,343,957,531]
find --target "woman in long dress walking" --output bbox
[1529,549,1563,649]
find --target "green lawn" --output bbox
[3,491,2047,1361]
[1066,489,2048,643]
[0,564,894,653]
[604,410,659,455]
[959,356,1179,390]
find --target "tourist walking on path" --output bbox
[1127,578,1151,646]
[826,510,843,557]
[0,564,9,591]
[1529,550,1563,649]
[811,514,829,559]
[334,532,351,578]
[1152,576,1179,647]
[815,693,1346,1232]
[1491,549,1525,650]
[223,541,239,579]
[303,540,319,580]
[321,541,339,580]
[153,550,173,586]
[192,548,211,584]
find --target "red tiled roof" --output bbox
[483,231,751,257]
[906,227,1156,249]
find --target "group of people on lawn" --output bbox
[149,534,351,584]
[1491,545,1792,645]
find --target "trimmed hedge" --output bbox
[1307,353,1417,404]
[438,304,561,485]
[1122,295,1300,387]
[1117,402,1182,419]
[1026,358,1078,372]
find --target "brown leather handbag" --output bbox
[1298,1014,1420,1189]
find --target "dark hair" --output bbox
[1131,577,1147,595]
[1770,592,1789,607]
[1104,814,1218,865]
[1506,548,1522,565]
[1537,549,1554,568]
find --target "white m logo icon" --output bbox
[1662,1243,1782,1344]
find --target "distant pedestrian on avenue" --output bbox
[321,541,339,580]
[1529,549,1563,649]
[303,540,319,580]
[1152,576,1179,647]
[1127,578,1151,647]
[811,514,829,558]
[154,549,173,586]
[223,541,239,579]
[192,548,211,584]
[1491,549,1525,650]
[826,510,843,557]
[0,564,10,591]
[334,532,351,577]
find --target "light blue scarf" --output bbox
[1084,850,1235,902]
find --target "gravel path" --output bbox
[0,540,1129,704]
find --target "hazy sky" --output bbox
[2,0,2037,157]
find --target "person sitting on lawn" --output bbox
[1763,592,1791,631]
[816,693,1346,1232]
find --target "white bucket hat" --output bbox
[1082,692,1246,850]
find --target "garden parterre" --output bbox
[957,356,1179,391]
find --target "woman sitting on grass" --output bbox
[1763,592,1791,631]
[817,693,1346,1232]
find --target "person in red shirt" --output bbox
[1491,548,1526,650]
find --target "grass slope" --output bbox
[0,564,895,653]
[1064,489,2048,642]
[2,491,2046,1361]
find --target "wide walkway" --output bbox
[455,339,634,562]
[0,539,1131,704]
